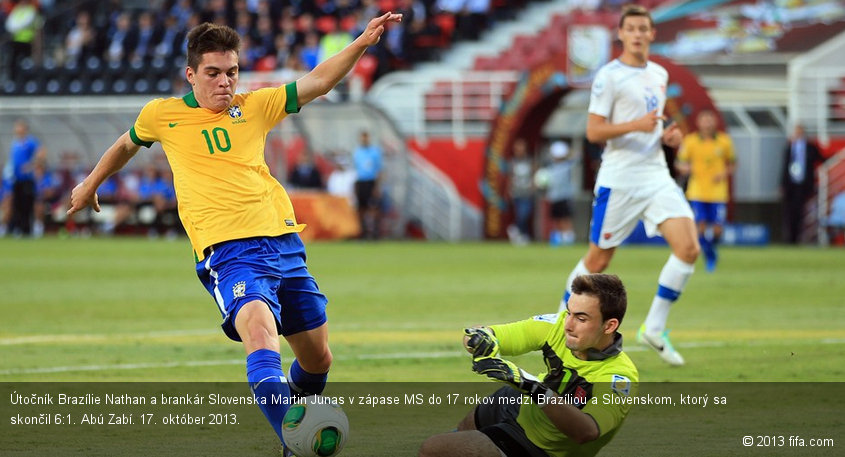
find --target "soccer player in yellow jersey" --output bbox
[67,13,402,453]
[420,274,638,457]
[676,110,735,272]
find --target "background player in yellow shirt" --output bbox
[67,13,402,454]
[419,274,638,457]
[676,110,735,272]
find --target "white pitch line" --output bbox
[0,329,219,345]
[0,352,466,376]
[2,337,844,376]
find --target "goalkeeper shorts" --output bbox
[475,387,550,457]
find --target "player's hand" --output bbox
[472,356,555,401]
[358,12,403,47]
[67,181,100,216]
[662,123,682,148]
[632,109,663,133]
[463,327,499,358]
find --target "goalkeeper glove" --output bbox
[472,356,555,403]
[464,327,499,358]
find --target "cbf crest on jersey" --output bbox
[232,281,246,298]
[228,105,246,124]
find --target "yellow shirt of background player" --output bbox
[130,83,304,261]
[678,132,735,203]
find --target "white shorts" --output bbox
[589,183,694,248]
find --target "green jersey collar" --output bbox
[182,91,200,108]
[584,332,623,361]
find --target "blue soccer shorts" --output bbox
[689,201,727,225]
[195,233,328,342]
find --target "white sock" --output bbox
[644,254,695,334]
[559,259,590,312]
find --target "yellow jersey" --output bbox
[677,132,735,203]
[129,83,304,261]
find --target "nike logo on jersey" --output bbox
[168,122,178,128]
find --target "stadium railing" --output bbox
[817,149,845,246]
[367,70,519,142]
[788,31,845,145]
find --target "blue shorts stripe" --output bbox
[204,252,226,316]
[657,285,681,302]
[590,187,612,244]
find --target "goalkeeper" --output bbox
[419,274,638,457]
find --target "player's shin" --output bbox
[644,254,694,333]
[560,259,590,312]
[246,349,291,442]
[288,358,328,398]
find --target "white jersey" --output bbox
[589,59,674,191]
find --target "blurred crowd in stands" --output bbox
[1,0,531,95]
[1,146,182,238]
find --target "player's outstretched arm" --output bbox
[295,12,402,106]
[586,110,664,143]
[68,131,141,216]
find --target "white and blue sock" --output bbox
[288,359,328,398]
[560,259,590,313]
[644,254,695,334]
[247,349,291,443]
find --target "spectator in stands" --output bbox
[3,119,46,237]
[254,16,277,58]
[169,0,193,29]
[33,159,61,237]
[319,18,353,63]
[300,31,321,70]
[542,140,576,246]
[130,11,161,63]
[105,11,133,64]
[506,138,535,245]
[155,14,187,61]
[277,14,303,51]
[4,0,42,79]
[327,152,357,207]
[780,124,822,244]
[64,10,96,65]
[353,130,384,239]
[288,153,324,190]
[234,10,254,42]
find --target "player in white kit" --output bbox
[559,5,699,366]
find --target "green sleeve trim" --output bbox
[284,82,301,114]
[129,127,154,148]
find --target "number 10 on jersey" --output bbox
[201,128,231,154]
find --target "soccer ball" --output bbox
[282,395,349,457]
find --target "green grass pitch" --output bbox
[2,237,844,456]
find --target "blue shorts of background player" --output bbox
[689,201,726,272]
[689,201,727,226]
[196,233,328,342]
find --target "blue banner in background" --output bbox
[623,222,770,246]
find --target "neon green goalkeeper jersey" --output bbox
[490,312,639,457]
